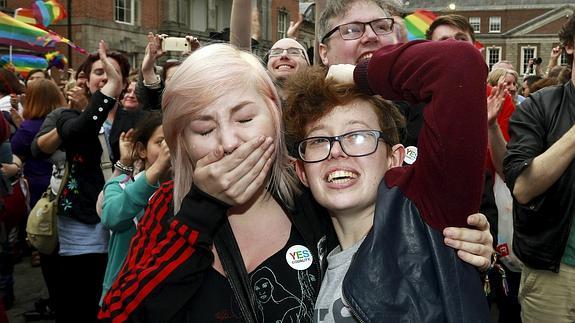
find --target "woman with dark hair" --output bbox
[34,40,128,322]
[100,112,171,302]
[0,68,25,132]
[25,69,51,86]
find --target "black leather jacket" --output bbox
[342,185,490,323]
[345,40,491,323]
[504,81,575,272]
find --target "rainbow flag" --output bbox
[0,54,48,77]
[404,10,437,41]
[45,51,68,69]
[32,0,67,28]
[0,11,54,47]
[14,8,38,26]
[0,11,87,54]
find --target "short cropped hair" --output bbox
[283,66,405,153]
[82,51,131,86]
[317,0,400,43]
[426,14,476,43]
[25,69,51,84]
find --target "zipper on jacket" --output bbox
[341,236,369,323]
[342,292,367,323]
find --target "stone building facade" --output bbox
[403,0,574,74]
[1,0,300,70]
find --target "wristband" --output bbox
[115,160,134,174]
[143,74,161,89]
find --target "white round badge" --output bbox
[404,146,418,165]
[285,245,313,271]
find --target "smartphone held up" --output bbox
[162,37,190,52]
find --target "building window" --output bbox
[178,0,190,26]
[0,0,6,8]
[469,17,481,33]
[521,46,537,75]
[489,17,501,33]
[190,0,208,32]
[115,0,135,24]
[486,47,502,71]
[277,9,288,39]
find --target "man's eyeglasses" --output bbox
[297,130,392,163]
[321,18,395,43]
[268,47,306,58]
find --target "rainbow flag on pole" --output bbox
[0,54,48,77]
[0,11,54,47]
[32,0,67,28]
[0,11,86,54]
[404,10,437,41]
[14,8,38,26]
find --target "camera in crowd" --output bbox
[533,57,543,65]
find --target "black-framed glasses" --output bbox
[298,130,391,163]
[321,18,395,43]
[268,47,306,58]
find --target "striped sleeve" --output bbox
[99,181,229,322]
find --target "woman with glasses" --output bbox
[284,40,491,321]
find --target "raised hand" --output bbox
[184,36,201,55]
[193,136,275,206]
[99,40,123,98]
[67,85,89,110]
[145,139,171,185]
[142,33,166,80]
[550,45,561,61]
[119,129,136,167]
[287,14,304,39]
[487,78,507,126]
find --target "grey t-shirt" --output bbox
[313,238,365,323]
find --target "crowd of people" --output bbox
[0,0,573,322]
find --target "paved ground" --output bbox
[5,257,500,323]
[6,257,53,323]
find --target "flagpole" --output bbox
[67,0,72,67]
